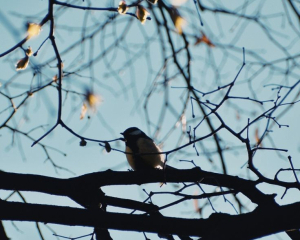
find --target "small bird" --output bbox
[121,127,170,171]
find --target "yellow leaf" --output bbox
[170,7,186,34]
[87,93,101,108]
[27,23,41,39]
[82,89,102,117]
[16,56,29,71]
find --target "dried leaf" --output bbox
[136,5,150,24]
[25,46,33,56]
[193,190,201,213]
[80,103,88,120]
[53,75,58,82]
[57,62,64,69]
[181,114,186,131]
[80,89,102,118]
[118,1,128,14]
[194,32,215,47]
[192,198,199,212]
[16,46,33,71]
[16,56,29,71]
[255,128,263,147]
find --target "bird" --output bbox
[120,127,173,171]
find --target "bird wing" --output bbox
[125,146,137,170]
[136,138,164,169]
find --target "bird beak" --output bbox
[120,133,126,142]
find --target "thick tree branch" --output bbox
[0,221,9,240]
[1,200,300,239]
[0,168,275,206]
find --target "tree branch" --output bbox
[1,199,300,239]
[0,168,277,207]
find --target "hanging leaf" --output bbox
[25,46,33,56]
[118,1,128,14]
[16,56,29,71]
[80,89,102,119]
[15,47,33,71]
[136,5,150,24]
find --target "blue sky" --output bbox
[1,0,300,239]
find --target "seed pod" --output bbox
[104,141,111,153]
[80,139,87,146]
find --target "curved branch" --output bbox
[1,199,300,239]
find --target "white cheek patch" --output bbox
[129,129,142,135]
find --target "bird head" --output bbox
[120,127,146,142]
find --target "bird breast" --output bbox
[125,138,164,170]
